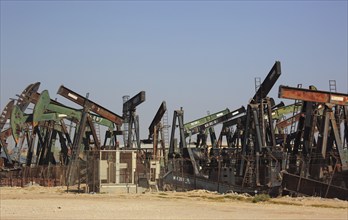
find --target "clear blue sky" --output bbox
[1,1,347,139]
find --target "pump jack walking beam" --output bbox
[57,85,123,125]
[279,85,348,106]
[123,91,146,114]
[123,91,145,149]
[16,82,41,111]
[184,108,230,137]
[252,61,281,103]
[276,113,301,130]
[194,106,246,136]
[148,101,167,139]
[148,101,167,160]
[33,90,110,153]
[279,85,348,172]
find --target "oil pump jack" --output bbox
[162,61,284,195]
[147,101,167,161]
[0,82,41,167]
[137,101,168,190]
[0,100,15,165]
[230,61,284,194]
[4,89,118,188]
[162,106,246,191]
[279,85,348,199]
[122,91,145,149]
[57,85,123,186]
[32,90,115,165]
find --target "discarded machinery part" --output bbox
[271,102,302,120]
[57,85,123,125]
[239,99,279,179]
[196,106,246,133]
[33,90,82,125]
[168,109,200,176]
[275,103,325,131]
[222,115,246,128]
[66,99,90,186]
[89,113,115,130]
[184,108,230,136]
[16,82,41,111]
[123,91,146,114]
[0,128,13,164]
[86,115,102,149]
[252,61,281,103]
[148,101,167,138]
[278,85,348,106]
[34,90,115,129]
[0,165,67,187]
[271,101,285,110]
[148,102,167,161]
[315,104,348,171]
[0,100,15,131]
[191,105,247,147]
[281,171,348,200]
[10,105,32,143]
[0,129,12,146]
[276,113,301,129]
[122,91,146,149]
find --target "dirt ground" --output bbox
[0,186,347,220]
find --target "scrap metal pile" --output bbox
[0,61,347,200]
[0,83,126,186]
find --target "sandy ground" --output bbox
[0,186,347,220]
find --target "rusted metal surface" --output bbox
[0,100,15,131]
[276,113,301,129]
[147,101,167,161]
[0,165,66,187]
[0,63,347,201]
[279,85,348,106]
[0,101,15,164]
[148,101,167,138]
[16,82,41,111]
[252,61,281,103]
[123,91,146,114]
[195,106,246,135]
[122,91,146,149]
[282,171,348,200]
[57,85,123,125]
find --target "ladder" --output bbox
[254,77,261,93]
[94,123,101,146]
[162,109,169,147]
[329,80,337,93]
[242,158,255,187]
[329,80,341,132]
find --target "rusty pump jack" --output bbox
[122,91,145,149]
[168,108,233,175]
[0,100,15,165]
[32,90,115,165]
[147,101,167,161]
[0,82,41,167]
[279,85,348,199]
[57,85,123,187]
[140,101,168,191]
[162,106,248,192]
[237,61,283,190]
